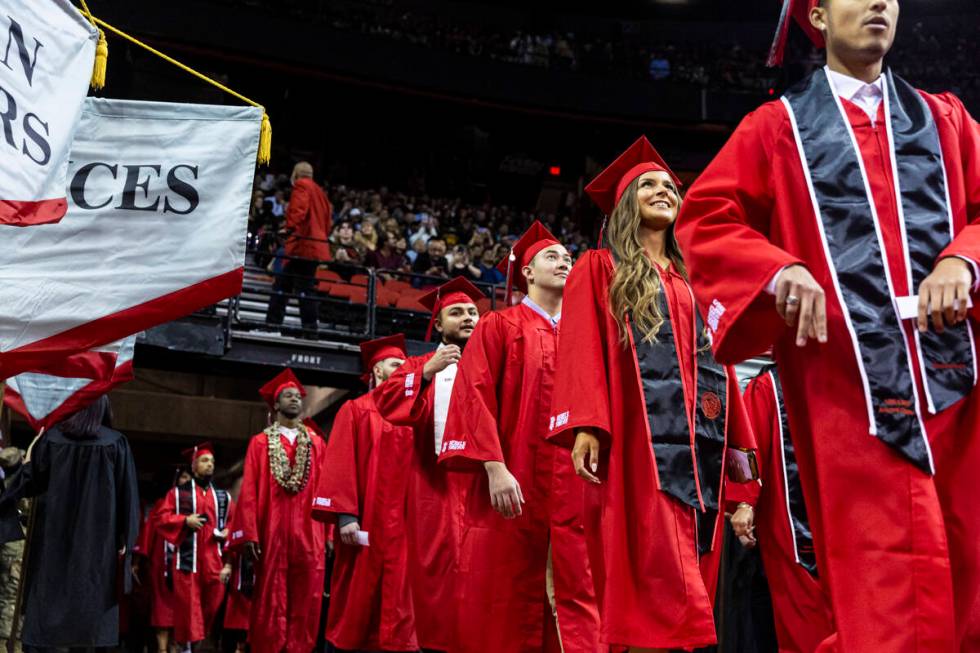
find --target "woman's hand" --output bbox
[571,430,601,484]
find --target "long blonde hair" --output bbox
[606,177,686,345]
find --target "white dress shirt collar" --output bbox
[521,295,560,329]
[825,65,884,125]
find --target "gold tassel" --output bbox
[90,28,108,90]
[257,112,271,165]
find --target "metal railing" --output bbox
[200,248,508,345]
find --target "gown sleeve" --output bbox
[374,355,432,427]
[312,400,361,522]
[230,436,263,548]
[439,312,507,468]
[935,92,980,314]
[675,103,806,364]
[722,368,761,510]
[154,488,188,546]
[114,433,140,594]
[548,250,613,449]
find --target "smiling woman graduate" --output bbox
[547,137,757,653]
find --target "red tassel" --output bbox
[767,0,794,67]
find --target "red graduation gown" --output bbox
[154,483,233,644]
[548,249,755,650]
[313,390,418,652]
[438,304,601,653]
[374,353,460,652]
[230,432,327,653]
[135,497,175,629]
[676,90,980,652]
[222,550,252,632]
[743,370,835,653]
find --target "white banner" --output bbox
[0,98,261,377]
[5,335,136,431]
[0,0,97,226]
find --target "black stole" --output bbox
[782,68,975,473]
[175,481,229,573]
[765,366,817,577]
[628,268,729,556]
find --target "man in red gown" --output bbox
[313,334,418,652]
[676,1,980,650]
[153,444,233,649]
[229,369,328,653]
[438,222,601,653]
[134,467,191,653]
[374,276,484,652]
[741,366,835,653]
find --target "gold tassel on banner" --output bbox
[73,1,272,166]
[91,28,108,90]
[258,112,271,165]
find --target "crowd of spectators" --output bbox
[248,171,593,287]
[230,0,980,105]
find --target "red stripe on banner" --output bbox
[30,349,118,380]
[0,267,244,378]
[0,198,68,226]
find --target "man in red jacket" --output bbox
[265,162,332,333]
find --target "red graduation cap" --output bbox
[767,0,825,67]
[497,221,562,302]
[418,276,484,342]
[258,368,307,410]
[585,136,682,217]
[181,441,214,464]
[359,334,407,385]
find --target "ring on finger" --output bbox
[786,295,801,306]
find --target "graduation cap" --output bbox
[258,368,307,411]
[181,441,214,464]
[585,136,682,218]
[497,220,562,303]
[418,276,484,342]
[767,0,825,67]
[359,334,408,386]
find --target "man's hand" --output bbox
[220,563,232,585]
[485,461,524,519]
[244,541,262,562]
[917,257,973,334]
[339,521,361,546]
[775,264,827,347]
[215,528,229,541]
[731,503,757,549]
[422,345,462,381]
[571,430,601,484]
[185,514,206,531]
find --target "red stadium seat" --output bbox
[383,278,411,293]
[395,294,428,312]
[347,286,368,304]
[350,274,369,287]
[316,269,342,282]
[375,287,399,307]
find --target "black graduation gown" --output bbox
[0,426,139,647]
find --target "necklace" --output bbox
[264,422,312,493]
